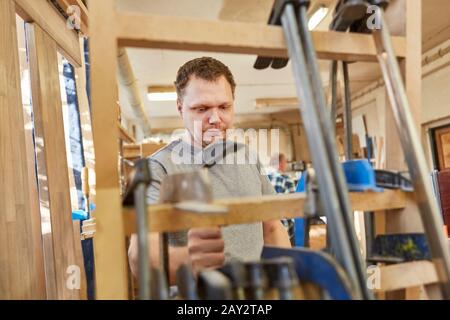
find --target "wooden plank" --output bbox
[255,97,298,109]
[116,13,406,62]
[74,38,95,205]
[14,0,81,67]
[375,261,439,292]
[0,0,47,299]
[90,0,129,299]
[123,190,409,235]
[218,0,274,23]
[27,23,79,299]
[118,122,136,144]
[73,220,87,300]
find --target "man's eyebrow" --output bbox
[190,104,210,109]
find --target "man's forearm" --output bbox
[263,220,292,248]
[128,233,189,286]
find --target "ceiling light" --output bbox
[147,85,177,101]
[308,6,329,30]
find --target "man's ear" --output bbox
[177,99,183,117]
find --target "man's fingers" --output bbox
[188,238,224,254]
[188,227,222,240]
[191,252,225,269]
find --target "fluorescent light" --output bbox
[147,85,177,101]
[308,6,329,30]
[147,92,177,101]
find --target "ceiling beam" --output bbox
[116,13,406,62]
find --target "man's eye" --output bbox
[197,108,206,112]
[220,105,230,110]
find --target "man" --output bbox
[268,153,296,246]
[128,57,290,284]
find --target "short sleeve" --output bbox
[146,158,167,205]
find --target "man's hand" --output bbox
[187,227,225,276]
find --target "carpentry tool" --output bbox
[244,261,269,300]
[218,261,247,299]
[176,263,198,300]
[197,270,233,300]
[254,0,372,299]
[371,6,450,297]
[263,257,304,300]
[122,158,152,300]
[263,246,356,300]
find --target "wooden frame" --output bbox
[0,0,88,299]
[14,0,81,67]
[87,0,433,300]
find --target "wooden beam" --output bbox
[376,261,439,292]
[118,122,136,144]
[218,0,274,23]
[0,0,47,299]
[90,0,129,299]
[255,97,299,109]
[27,22,80,299]
[74,38,96,204]
[116,13,406,62]
[123,190,409,235]
[14,0,82,67]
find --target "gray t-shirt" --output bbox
[146,138,276,262]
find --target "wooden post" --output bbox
[27,23,80,299]
[90,0,129,299]
[0,0,46,299]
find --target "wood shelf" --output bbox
[375,261,439,292]
[122,190,409,235]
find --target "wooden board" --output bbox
[0,0,47,299]
[90,0,129,299]
[14,0,81,67]
[74,38,95,205]
[116,13,406,62]
[27,23,79,299]
[376,261,439,292]
[122,190,409,235]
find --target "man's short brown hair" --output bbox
[174,57,236,101]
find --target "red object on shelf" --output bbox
[438,170,450,235]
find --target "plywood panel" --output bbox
[0,0,46,299]
[27,23,79,299]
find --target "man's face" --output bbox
[177,75,235,147]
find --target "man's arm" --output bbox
[128,228,225,285]
[263,220,292,247]
[128,233,189,285]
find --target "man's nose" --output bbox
[208,108,220,124]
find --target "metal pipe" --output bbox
[117,47,151,137]
[134,183,151,299]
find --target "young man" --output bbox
[128,57,290,283]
